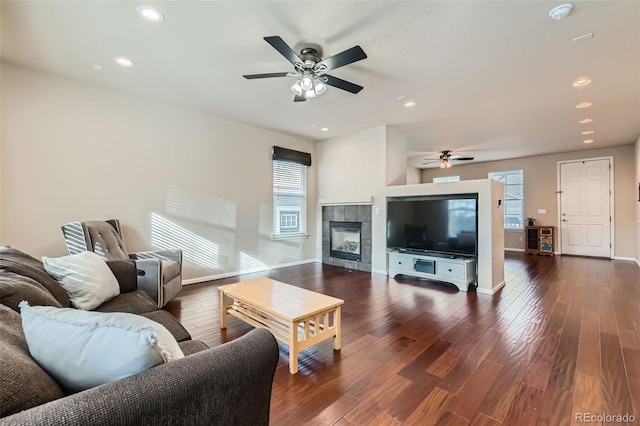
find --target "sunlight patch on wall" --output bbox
[239,251,269,271]
[258,202,272,237]
[257,237,301,266]
[151,212,219,268]
[165,185,237,229]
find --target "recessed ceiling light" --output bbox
[583,139,594,144]
[572,77,593,87]
[320,127,329,132]
[403,100,417,108]
[579,118,594,124]
[113,57,135,67]
[576,102,592,108]
[549,3,573,20]
[136,5,165,23]
[581,130,595,135]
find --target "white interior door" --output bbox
[559,158,612,257]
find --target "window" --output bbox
[273,160,307,238]
[489,170,524,229]
[433,176,460,183]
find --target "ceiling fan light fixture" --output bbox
[301,73,314,91]
[290,80,303,96]
[305,89,316,98]
[314,80,326,95]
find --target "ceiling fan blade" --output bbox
[316,45,367,71]
[453,157,474,161]
[243,72,291,79]
[421,160,440,165]
[323,75,363,94]
[294,94,307,102]
[263,36,301,66]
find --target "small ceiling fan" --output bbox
[243,36,367,102]
[422,150,475,168]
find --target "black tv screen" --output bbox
[387,194,478,256]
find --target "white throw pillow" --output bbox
[19,301,185,392]
[42,251,120,310]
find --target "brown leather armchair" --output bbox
[61,219,182,307]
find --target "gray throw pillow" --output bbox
[0,303,64,416]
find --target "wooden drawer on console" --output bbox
[388,253,413,271]
[436,261,466,280]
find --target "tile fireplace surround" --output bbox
[322,205,372,272]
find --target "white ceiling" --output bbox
[2,1,639,168]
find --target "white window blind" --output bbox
[433,176,460,183]
[273,160,307,239]
[489,169,524,229]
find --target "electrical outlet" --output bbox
[299,243,304,251]
[519,236,524,241]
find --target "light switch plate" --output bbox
[537,208,547,214]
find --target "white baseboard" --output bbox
[182,259,318,285]
[477,280,505,295]
[504,248,525,253]
[371,268,388,276]
[612,256,637,262]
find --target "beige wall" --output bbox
[1,63,317,281]
[636,137,640,265]
[316,126,388,272]
[385,126,408,186]
[421,145,637,258]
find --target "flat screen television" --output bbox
[387,194,478,257]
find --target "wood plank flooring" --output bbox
[165,253,640,425]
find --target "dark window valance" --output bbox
[272,146,312,166]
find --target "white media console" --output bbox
[388,249,478,291]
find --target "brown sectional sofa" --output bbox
[0,246,279,425]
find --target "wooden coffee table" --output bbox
[218,278,344,374]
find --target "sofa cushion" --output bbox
[19,302,185,393]
[95,289,158,314]
[0,270,63,312]
[0,304,64,417]
[140,310,191,342]
[0,246,70,307]
[42,252,120,310]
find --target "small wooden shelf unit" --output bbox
[525,226,556,256]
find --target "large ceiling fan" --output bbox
[422,150,475,168]
[243,36,367,102]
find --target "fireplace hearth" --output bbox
[330,221,361,261]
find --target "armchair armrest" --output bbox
[1,329,279,426]
[130,248,182,264]
[131,258,161,304]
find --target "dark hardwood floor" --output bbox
[165,253,640,425]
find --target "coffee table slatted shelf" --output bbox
[218,278,344,374]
